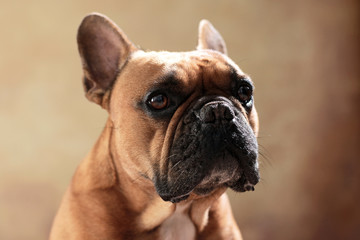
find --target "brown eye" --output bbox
[238,84,253,103]
[148,94,169,110]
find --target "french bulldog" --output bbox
[49,13,259,240]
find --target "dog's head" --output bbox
[77,13,259,203]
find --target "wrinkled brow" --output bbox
[150,71,185,92]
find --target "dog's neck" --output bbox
[70,118,226,237]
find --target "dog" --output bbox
[49,13,259,240]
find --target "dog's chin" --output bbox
[156,156,259,203]
[158,172,259,203]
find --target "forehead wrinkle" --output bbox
[228,64,254,87]
[151,70,183,90]
[197,60,232,95]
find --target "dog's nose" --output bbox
[199,102,235,123]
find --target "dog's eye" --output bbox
[148,93,169,110]
[238,84,253,104]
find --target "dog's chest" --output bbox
[158,203,196,240]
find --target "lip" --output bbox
[157,162,259,202]
[228,167,260,192]
[159,192,191,203]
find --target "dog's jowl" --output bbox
[50,13,259,240]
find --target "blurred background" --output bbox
[0,0,359,239]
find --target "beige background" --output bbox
[1,0,359,239]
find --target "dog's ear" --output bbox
[197,20,227,55]
[77,13,137,109]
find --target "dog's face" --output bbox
[78,13,259,203]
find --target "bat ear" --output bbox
[77,13,137,109]
[197,19,227,55]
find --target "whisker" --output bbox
[168,156,183,172]
[258,144,272,167]
[258,176,268,188]
[256,134,272,139]
[131,166,153,184]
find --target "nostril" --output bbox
[223,106,235,121]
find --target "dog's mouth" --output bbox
[156,148,259,203]
[194,146,259,196]
[155,97,259,203]
[157,147,259,203]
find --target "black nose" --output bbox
[199,102,235,123]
